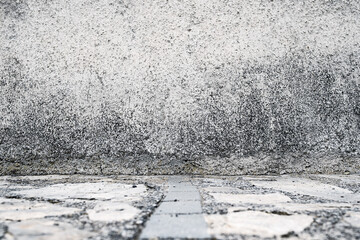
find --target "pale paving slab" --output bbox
[344,212,360,228]
[248,176,360,202]
[226,203,352,214]
[209,192,293,205]
[206,191,353,213]
[10,182,146,201]
[154,200,202,215]
[272,202,353,213]
[6,175,71,181]
[205,211,314,238]
[167,184,198,192]
[87,201,140,222]
[6,219,95,240]
[0,198,80,221]
[140,214,209,239]
[164,190,200,201]
[316,174,360,185]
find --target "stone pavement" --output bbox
[0,174,359,239]
[140,177,209,239]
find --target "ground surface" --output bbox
[0,174,359,240]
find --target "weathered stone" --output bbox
[205,211,314,237]
[87,202,140,222]
[249,176,360,202]
[271,203,352,213]
[6,219,94,240]
[141,177,210,239]
[0,198,80,221]
[10,182,146,201]
[344,212,360,228]
[140,214,210,239]
[164,190,200,201]
[209,193,293,205]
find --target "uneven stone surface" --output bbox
[140,177,210,239]
[197,174,360,239]
[344,212,360,228]
[1,0,360,175]
[205,211,313,238]
[7,219,95,240]
[87,202,140,222]
[0,198,80,221]
[140,214,209,239]
[0,174,359,239]
[247,176,360,203]
[208,192,292,205]
[0,175,166,240]
[10,181,147,201]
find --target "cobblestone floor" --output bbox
[0,174,359,240]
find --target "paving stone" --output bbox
[140,214,210,239]
[6,219,94,240]
[1,175,360,239]
[10,182,146,201]
[203,187,240,193]
[163,190,200,201]
[8,175,71,181]
[154,200,202,215]
[273,203,353,213]
[205,211,314,238]
[0,198,80,221]
[141,177,209,239]
[316,174,360,185]
[344,212,360,228]
[209,193,293,205]
[87,201,140,222]
[249,176,360,202]
[168,184,198,192]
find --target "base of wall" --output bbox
[2,154,359,176]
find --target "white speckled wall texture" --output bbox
[1,0,359,174]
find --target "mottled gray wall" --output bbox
[1,0,359,175]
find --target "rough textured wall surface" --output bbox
[0,0,359,175]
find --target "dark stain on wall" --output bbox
[0,0,29,19]
[1,50,359,175]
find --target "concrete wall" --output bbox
[1,0,359,175]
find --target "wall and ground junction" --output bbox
[0,0,359,175]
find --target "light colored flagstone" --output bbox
[7,175,72,181]
[0,198,80,221]
[344,212,360,228]
[87,201,140,222]
[249,176,359,202]
[6,219,94,240]
[273,203,353,213]
[205,210,313,238]
[203,187,241,193]
[316,174,360,185]
[209,192,293,205]
[10,182,146,201]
